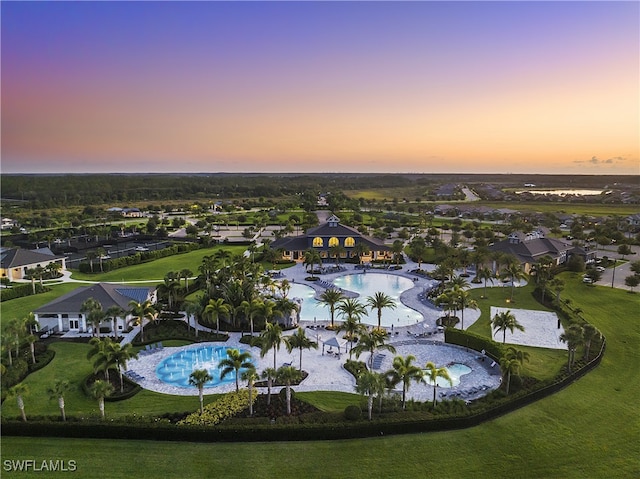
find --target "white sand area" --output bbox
[490,307,566,350]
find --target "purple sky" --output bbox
[2,1,638,174]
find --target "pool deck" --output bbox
[124,261,510,401]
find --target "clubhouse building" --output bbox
[271,215,391,264]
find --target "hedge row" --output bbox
[0,283,49,302]
[444,328,505,361]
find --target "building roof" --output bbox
[34,283,154,314]
[0,248,64,269]
[489,232,573,264]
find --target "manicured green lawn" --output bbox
[70,245,247,282]
[3,275,639,478]
[0,283,79,332]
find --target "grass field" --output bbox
[70,244,247,282]
[2,273,639,478]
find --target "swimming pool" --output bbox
[289,273,423,327]
[424,363,471,388]
[155,346,254,388]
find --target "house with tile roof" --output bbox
[488,230,595,273]
[0,248,67,282]
[270,214,391,264]
[33,282,156,335]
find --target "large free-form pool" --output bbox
[289,273,423,327]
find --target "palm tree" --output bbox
[423,361,453,406]
[103,305,124,339]
[499,357,521,394]
[80,298,104,337]
[504,345,531,365]
[219,348,253,392]
[180,268,193,290]
[366,291,396,330]
[89,380,114,420]
[8,383,29,422]
[25,334,38,364]
[47,379,71,421]
[491,310,525,344]
[337,298,367,357]
[560,324,584,372]
[502,262,527,301]
[276,365,302,415]
[391,240,404,266]
[386,354,423,410]
[475,267,494,299]
[329,244,346,266]
[189,369,213,414]
[352,329,396,370]
[85,251,97,273]
[353,242,370,264]
[303,249,322,278]
[456,288,478,330]
[241,366,259,416]
[183,300,202,337]
[259,322,284,370]
[284,327,318,371]
[203,298,230,335]
[239,298,262,336]
[87,337,115,381]
[582,323,601,360]
[261,367,278,406]
[548,277,565,306]
[355,370,385,420]
[109,342,138,393]
[128,299,156,343]
[319,288,345,329]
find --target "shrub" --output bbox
[344,405,362,421]
[178,389,254,426]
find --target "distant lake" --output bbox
[515,189,606,196]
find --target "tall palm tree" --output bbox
[285,327,318,371]
[259,322,284,370]
[239,299,262,336]
[261,367,278,406]
[219,348,253,392]
[80,298,104,337]
[189,369,213,414]
[386,355,423,410]
[183,300,202,338]
[548,277,565,305]
[180,268,193,290]
[391,240,405,266]
[241,366,259,416]
[87,337,116,381]
[47,379,71,422]
[353,242,370,264]
[128,299,156,343]
[476,267,495,299]
[319,288,345,329]
[456,288,478,330]
[560,324,584,372]
[352,329,396,370]
[366,291,397,330]
[276,365,302,415]
[8,383,29,422]
[89,380,114,420]
[100,306,121,339]
[337,298,367,357]
[203,298,230,335]
[491,310,525,344]
[25,334,38,365]
[355,370,385,420]
[423,361,453,406]
[109,342,138,393]
[499,357,521,394]
[303,249,322,278]
[502,262,527,301]
[582,323,601,360]
[329,244,346,266]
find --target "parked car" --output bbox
[596,266,605,273]
[582,277,594,284]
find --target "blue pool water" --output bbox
[289,273,422,327]
[156,346,253,388]
[424,363,471,388]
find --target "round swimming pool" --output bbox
[289,273,422,327]
[156,346,254,388]
[424,363,472,388]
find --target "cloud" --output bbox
[573,155,627,165]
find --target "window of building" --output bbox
[345,237,355,247]
[313,237,323,247]
[328,237,339,247]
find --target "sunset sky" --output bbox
[2,1,638,175]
